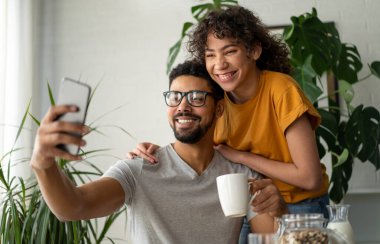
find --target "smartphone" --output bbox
[56,77,91,155]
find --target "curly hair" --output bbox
[187,5,291,74]
[169,60,224,101]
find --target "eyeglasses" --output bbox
[163,90,215,107]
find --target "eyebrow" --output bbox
[205,43,239,52]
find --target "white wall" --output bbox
[36,0,380,243]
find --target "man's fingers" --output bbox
[49,147,82,161]
[42,105,78,124]
[252,194,278,213]
[249,178,273,191]
[41,132,85,150]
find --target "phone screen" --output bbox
[56,78,91,155]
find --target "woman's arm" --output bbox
[215,114,322,191]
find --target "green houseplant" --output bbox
[167,1,380,203]
[0,84,127,243]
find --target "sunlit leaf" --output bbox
[333,149,349,168]
[292,56,322,103]
[338,80,354,104]
[192,4,213,20]
[47,82,55,105]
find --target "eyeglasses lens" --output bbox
[165,91,207,107]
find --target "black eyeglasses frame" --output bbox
[163,90,215,107]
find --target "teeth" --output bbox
[218,73,233,81]
[178,119,193,124]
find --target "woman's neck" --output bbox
[228,68,261,104]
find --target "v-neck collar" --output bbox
[168,144,217,179]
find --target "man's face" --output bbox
[167,75,218,144]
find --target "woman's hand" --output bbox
[126,142,160,164]
[213,144,248,164]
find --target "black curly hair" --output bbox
[187,5,291,74]
[169,60,224,101]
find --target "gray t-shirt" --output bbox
[103,144,260,244]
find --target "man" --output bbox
[31,60,286,243]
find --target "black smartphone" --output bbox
[56,78,91,155]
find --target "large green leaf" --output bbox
[284,9,334,75]
[345,105,380,162]
[324,22,342,65]
[369,61,380,79]
[329,155,353,203]
[167,22,194,74]
[291,56,322,103]
[335,43,362,84]
[192,3,214,20]
[316,109,339,155]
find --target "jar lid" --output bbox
[282,213,325,221]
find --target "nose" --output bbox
[177,96,191,112]
[215,55,228,70]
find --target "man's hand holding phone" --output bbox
[31,105,89,170]
[31,78,91,171]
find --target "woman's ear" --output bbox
[252,44,262,60]
[215,100,224,118]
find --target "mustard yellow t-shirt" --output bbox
[214,70,329,204]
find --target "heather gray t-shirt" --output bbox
[103,144,260,244]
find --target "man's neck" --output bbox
[172,137,215,176]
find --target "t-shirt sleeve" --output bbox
[102,159,141,204]
[276,84,321,133]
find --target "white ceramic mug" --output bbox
[216,173,250,217]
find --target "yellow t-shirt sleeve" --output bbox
[276,84,321,133]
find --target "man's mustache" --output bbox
[173,113,201,120]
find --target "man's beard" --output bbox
[172,113,214,144]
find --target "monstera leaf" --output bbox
[345,105,380,163]
[284,8,338,75]
[369,61,380,79]
[334,44,363,84]
[291,55,322,103]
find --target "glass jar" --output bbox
[327,204,355,244]
[278,213,329,244]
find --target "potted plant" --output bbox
[166,1,380,203]
[0,83,128,243]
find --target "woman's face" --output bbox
[204,34,260,94]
